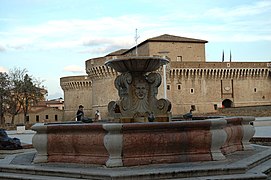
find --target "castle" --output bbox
[60,34,271,120]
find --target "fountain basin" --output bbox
[221,116,255,154]
[105,56,169,73]
[32,117,255,167]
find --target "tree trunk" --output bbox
[24,98,28,124]
[11,115,15,125]
[0,96,4,125]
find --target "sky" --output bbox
[0,0,270,99]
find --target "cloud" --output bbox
[47,91,64,100]
[205,1,271,19]
[0,66,8,73]
[0,45,6,52]
[82,38,114,46]
[0,15,144,54]
[63,65,85,73]
[151,1,271,43]
[82,45,125,55]
[80,36,134,54]
[1,1,270,55]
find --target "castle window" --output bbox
[190,88,194,94]
[254,88,257,92]
[45,115,49,119]
[214,104,218,110]
[36,115,39,122]
[26,116,29,122]
[167,85,170,90]
[55,115,58,121]
[177,56,182,62]
[177,84,181,90]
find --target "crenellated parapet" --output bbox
[268,62,271,74]
[169,68,270,79]
[169,62,271,79]
[60,75,92,91]
[86,57,120,80]
[86,65,118,79]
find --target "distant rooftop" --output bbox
[147,34,208,43]
[123,34,208,55]
[106,49,129,56]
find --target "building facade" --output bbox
[60,34,271,120]
[5,98,65,125]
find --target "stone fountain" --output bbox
[105,56,171,122]
[31,56,256,168]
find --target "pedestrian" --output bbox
[148,112,155,122]
[95,110,101,121]
[76,105,84,121]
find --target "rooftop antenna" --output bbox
[135,28,140,56]
[230,50,232,62]
[222,50,224,62]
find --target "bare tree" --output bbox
[0,72,11,125]
[8,68,44,124]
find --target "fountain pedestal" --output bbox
[105,57,171,122]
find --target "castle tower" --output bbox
[85,57,119,118]
[60,75,92,121]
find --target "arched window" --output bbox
[222,99,233,108]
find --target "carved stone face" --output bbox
[135,83,147,99]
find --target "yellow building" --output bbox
[5,98,64,125]
[61,34,271,120]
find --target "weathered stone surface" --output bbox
[106,57,171,122]
[220,116,255,154]
[48,124,108,164]
[31,118,248,167]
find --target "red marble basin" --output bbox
[31,117,255,167]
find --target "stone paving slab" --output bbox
[0,172,84,180]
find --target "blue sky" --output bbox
[0,0,270,99]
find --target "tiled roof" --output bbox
[122,34,208,55]
[147,34,208,43]
[106,49,129,56]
